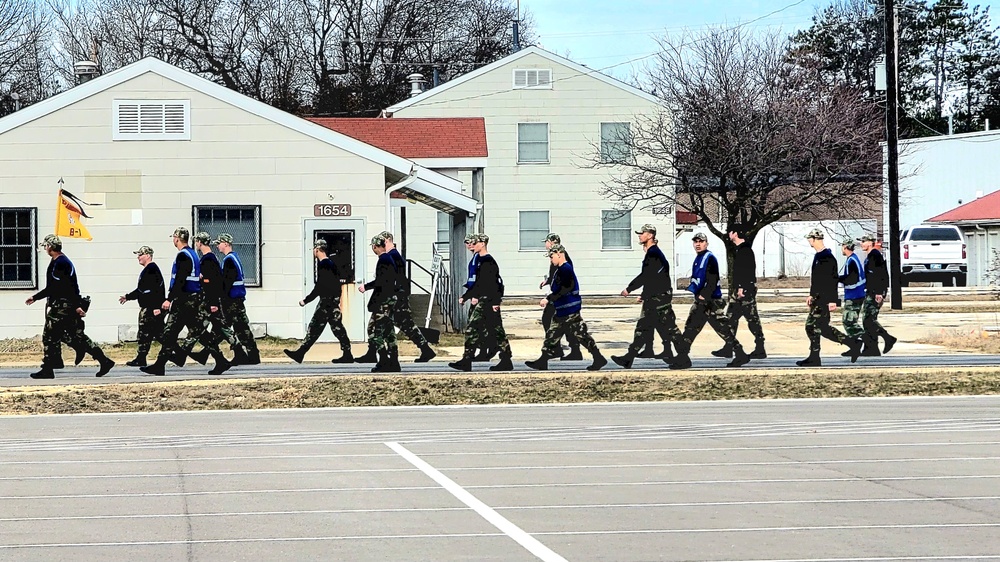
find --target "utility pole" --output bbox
[885,0,903,310]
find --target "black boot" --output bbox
[472,347,493,362]
[561,346,583,361]
[711,344,733,358]
[52,355,65,370]
[847,338,863,363]
[283,348,306,364]
[882,332,897,354]
[207,350,232,376]
[611,353,635,369]
[331,348,354,363]
[726,347,750,368]
[126,352,148,367]
[525,354,549,370]
[354,342,378,363]
[669,354,692,370]
[861,335,881,357]
[654,342,674,361]
[489,352,514,372]
[415,345,436,363]
[231,347,251,366]
[448,355,473,371]
[30,365,55,379]
[91,348,115,377]
[74,346,86,366]
[637,344,655,359]
[384,349,402,372]
[587,349,607,371]
[189,348,211,365]
[246,349,261,365]
[796,351,821,367]
[748,341,767,359]
[140,355,169,376]
[170,349,188,367]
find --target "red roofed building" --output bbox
[927,189,1000,286]
[307,117,487,162]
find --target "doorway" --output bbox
[303,218,367,341]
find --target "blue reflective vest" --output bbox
[223,252,247,299]
[170,247,201,293]
[687,251,723,299]
[551,262,582,317]
[464,254,479,289]
[842,252,866,300]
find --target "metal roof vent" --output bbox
[74,61,100,84]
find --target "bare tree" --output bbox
[0,0,52,115]
[593,28,883,285]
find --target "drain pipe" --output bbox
[385,166,420,234]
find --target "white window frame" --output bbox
[0,207,37,289]
[193,205,262,287]
[601,210,632,250]
[113,99,191,141]
[512,68,553,90]
[600,122,632,164]
[517,122,550,164]
[518,210,550,251]
[436,211,451,252]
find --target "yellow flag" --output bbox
[55,189,93,240]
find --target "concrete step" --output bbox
[409,293,448,332]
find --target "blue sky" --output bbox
[526,0,1000,81]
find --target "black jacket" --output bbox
[810,248,841,306]
[626,244,672,298]
[364,252,398,311]
[543,250,573,288]
[732,242,757,293]
[462,254,504,303]
[864,249,889,295]
[168,250,195,301]
[199,252,225,307]
[388,248,410,297]
[33,255,81,305]
[304,258,343,304]
[125,263,165,310]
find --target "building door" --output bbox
[303,218,367,342]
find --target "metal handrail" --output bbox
[406,256,452,331]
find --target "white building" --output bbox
[0,58,477,342]
[384,46,669,296]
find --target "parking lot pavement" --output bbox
[2,397,1000,561]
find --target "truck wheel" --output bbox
[943,276,954,287]
[956,274,967,287]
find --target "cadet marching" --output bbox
[24,224,897,378]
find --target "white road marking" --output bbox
[386,441,567,562]
[715,557,1000,562]
[3,495,999,522]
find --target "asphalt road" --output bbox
[2,397,999,561]
[0,353,997,387]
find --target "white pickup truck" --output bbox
[899,224,967,286]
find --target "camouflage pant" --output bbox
[158,294,221,361]
[302,297,351,352]
[842,298,865,338]
[862,293,889,338]
[628,294,682,355]
[542,302,580,349]
[727,292,765,344]
[542,313,598,357]
[180,299,230,353]
[222,298,259,354]
[368,297,398,352]
[42,304,97,367]
[392,296,428,348]
[805,302,851,353]
[681,297,741,354]
[136,307,166,354]
[468,303,497,350]
[464,302,510,358]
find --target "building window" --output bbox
[602,210,632,249]
[517,123,549,164]
[436,212,450,252]
[519,211,549,250]
[113,99,191,141]
[0,208,36,289]
[600,122,631,164]
[513,69,552,89]
[193,206,262,287]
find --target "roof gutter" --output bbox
[385,166,420,233]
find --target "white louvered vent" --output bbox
[113,100,191,140]
[512,69,553,90]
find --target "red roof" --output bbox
[306,117,487,159]
[927,189,1000,222]
[676,211,699,225]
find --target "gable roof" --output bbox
[385,45,660,113]
[307,117,487,159]
[927,189,1000,223]
[0,58,474,213]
